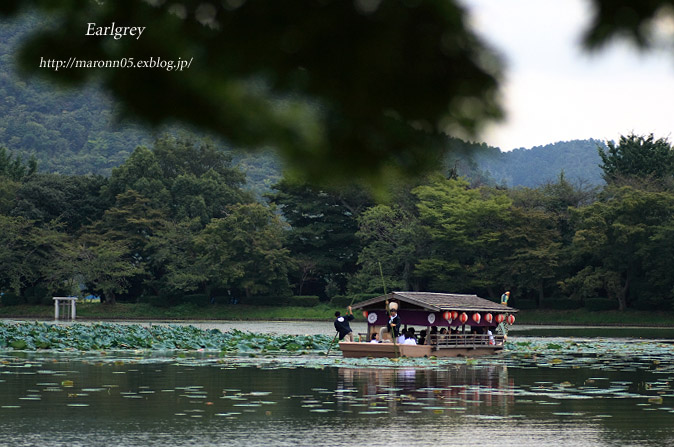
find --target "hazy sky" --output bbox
[460,0,674,151]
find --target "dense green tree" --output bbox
[105,137,252,224]
[269,179,372,297]
[598,134,674,183]
[146,219,206,296]
[11,173,109,233]
[195,203,291,299]
[496,207,562,304]
[0,146,36,180]
[412,177,512,293]
[567,186,674,310]
[0,215,73,297]
[84,189,166,300]
[76,237,144,304]
[0,177,20,215]
[352,203,429,294]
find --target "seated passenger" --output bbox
[370,333,380,343]
[403,334,417,345]
[418,329,427,345]
[396,328,407,344]
[428,326,438,344]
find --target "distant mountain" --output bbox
[469,139,606,187]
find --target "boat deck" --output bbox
[340,334,506,358]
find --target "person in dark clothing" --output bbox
[418,329,427,346]
[387,308,401,338]
[334,306,355,342]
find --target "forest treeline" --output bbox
[1,133,673,312]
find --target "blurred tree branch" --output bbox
[2,0,668,185]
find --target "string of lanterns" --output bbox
[363,310,515,325]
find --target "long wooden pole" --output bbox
[379,263,399,356]
[326,331,339,356]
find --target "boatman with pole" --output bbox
[501,291,510,305]
[334,306,355,342]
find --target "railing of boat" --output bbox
[431,334,505,349]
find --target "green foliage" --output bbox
[0,215,74,296]
[568,186,674,310]
[105,137,252,223]
[288,296,320,308]
[0,321,336,352]
[540,299,583,311]
[180,294,210,308]
[585,298,618,312]
[0,147,36,181]
[269,178,372,297]
[195,203,292,298]
[413,177,513,292]
[583,0,674,50]
[1,292,22,306]
[245,296,291,307]
[353,201,427,293]
[630,298,671,312]
[22,284,49,305]
[75,237,145,304]
[2,0,505,185]
[12,173,110,234]
[512,299,538,310]
[598,133,674,183]
[148,295,170,309]
[329,295,353,308]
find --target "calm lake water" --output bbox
[1,322,673,446]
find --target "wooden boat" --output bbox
[339,291,518,358]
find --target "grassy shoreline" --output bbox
[1,303,673,327]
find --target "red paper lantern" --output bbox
[472,313,481,324]
[459,312,468,324]
[443,311,452,321]
[362,311,368,318]
[484,313,493,323]
[495,314,505,324]
[451,311,459,319]
[507,314,515,325]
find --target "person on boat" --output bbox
[487,328,495,345]
[403,333,417,345]
[406,327,417,342]
[370,333,380,343]
[334,306,355,342]
[429,326,438,345]
[396,327,406,344]
[387,308,401,338]
[501,291,510,305]
[418,329,427,345]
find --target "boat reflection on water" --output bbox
[336,364,514,415]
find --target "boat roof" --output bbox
[351,291,518,313]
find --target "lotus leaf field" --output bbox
[0,322,334,353]
[1,322,674,373]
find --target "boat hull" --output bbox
[338,342,503,358]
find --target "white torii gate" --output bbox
[53,297,77,321]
